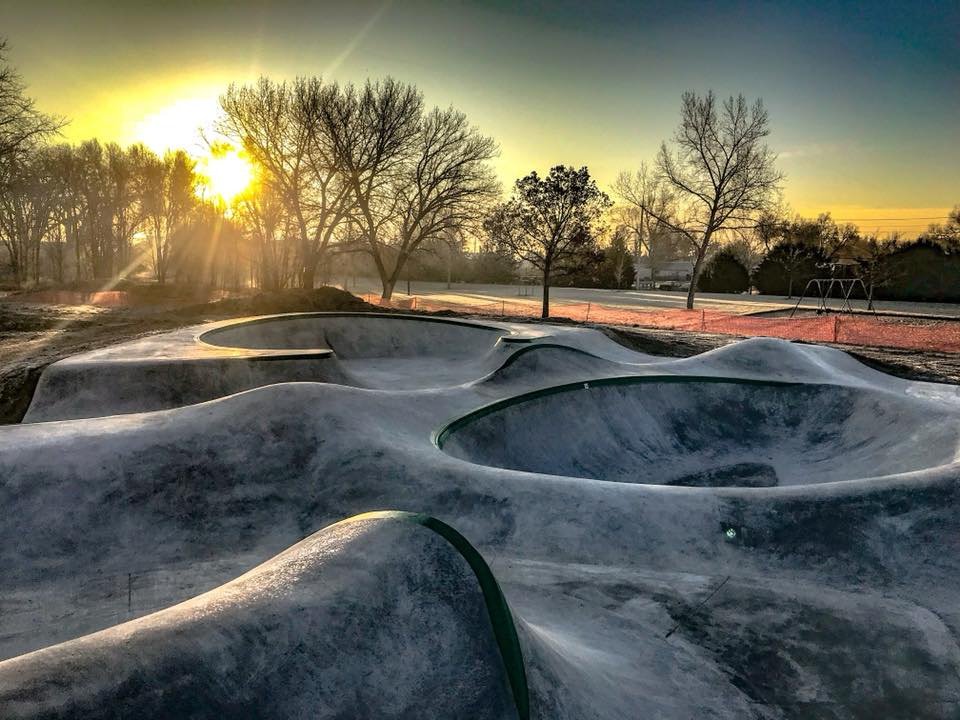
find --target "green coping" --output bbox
[435,374,808,449]
[335,510,530,720]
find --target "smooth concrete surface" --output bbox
[0,514,519,719]
[3,312,960,719]
[439,379,960,486]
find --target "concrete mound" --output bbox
[666,336,889,385]
[0,512,526,720]
[475,344,631,389]
[439,377,960,486]
[24,353,348,422]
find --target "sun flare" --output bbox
[199,149,254,204]
[131,96,219,155]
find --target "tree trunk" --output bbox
[74,230,82,283]
[301,263,316,290]
[381,277,395,301]
[380,252,408,302]
[686,252,706,309]
[541,266,551,318]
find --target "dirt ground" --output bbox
[2,287,959,425]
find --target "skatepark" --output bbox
[2,311,960,718]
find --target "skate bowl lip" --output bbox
[433,374,957,488]
[197,311,540,353]
[434,375,806,449]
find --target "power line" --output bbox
[832,216,947,221]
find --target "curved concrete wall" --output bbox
[439,377,960,487]
[0,513,523,720]
[201,313,506,358]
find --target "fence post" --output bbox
[833,316,840,343]
[585,302,591,322]
[701,309,706,332]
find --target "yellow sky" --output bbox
[46,77,954,237]
[9,1,955,237]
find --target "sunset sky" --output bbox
[2,0,957,234]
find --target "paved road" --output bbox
[344,278,960,319]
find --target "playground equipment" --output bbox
[789,277,877,317]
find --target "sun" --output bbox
[199,148,254,205]
[131,96,220,155]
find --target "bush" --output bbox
[875,240,960,302]
[697,251,749,293]
[466,251,518,284]
[753,242,827,297]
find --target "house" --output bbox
[633,258,695,282]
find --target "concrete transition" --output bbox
[3,312,960,719]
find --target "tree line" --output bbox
[697,209,960,303]
[1,44,500,298]
[1,38,957,316]
[0,139,226,286]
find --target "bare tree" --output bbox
[853,233,898,309]
[435,226,466,289]
[319,80,497,299]
[219,78,351,288]
[379,107,499,298]
[47,144,84,282]
[920,205,960,245]
[320,78,422,298]
[0,42,63,285]
[487,165,611,318]
[0,147,58,285]
[778,243,814,299]
[0,40,63,164]
[722,234,764,276]
[628,91,782,308]
[613,163,674,286]
[603,225,632,288]
[235,177,294,290]
[133,146,197,284]
[786,212,858,260]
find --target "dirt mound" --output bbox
[175,286,373,318]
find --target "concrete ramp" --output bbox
[24,353,347,422]
[475,344,632,389]
[0,512,526,720]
